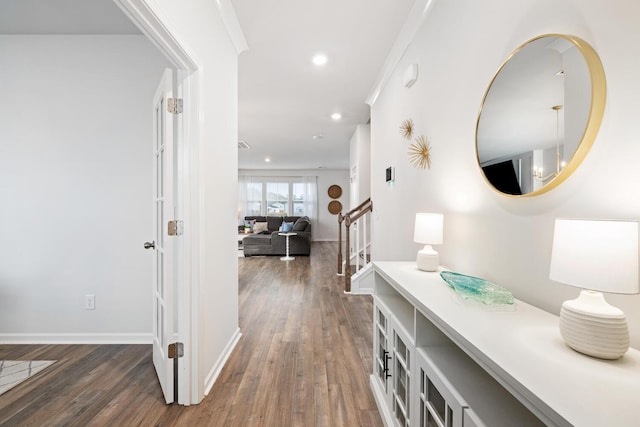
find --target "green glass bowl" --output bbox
[440,271,515,305]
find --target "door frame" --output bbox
[114,0,200,404]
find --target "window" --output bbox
[246,182,262,216]
[238,176,317,219]
[292,182,305,216]
[266,182,289,216]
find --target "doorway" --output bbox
[0,0,199,405]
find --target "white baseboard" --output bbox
[203,327,242,395]
[370,374,393,427]
[312,238,339,242]
[0,333,153,344]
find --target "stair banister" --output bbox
[338,198,372,292]
[337,212,344,275]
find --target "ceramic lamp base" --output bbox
[416,245,439,272]
[559,291,630,360]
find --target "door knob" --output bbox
[144,241,156,250]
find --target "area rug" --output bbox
[0,360,56,396]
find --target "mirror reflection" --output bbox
[476,35,603,196]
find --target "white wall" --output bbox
[0,35,169,341]
[239,169,349,241]
[148,0,243,400]
[349,124,371,209]
[370,0,640,347]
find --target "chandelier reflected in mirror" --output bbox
[533,105,566,182]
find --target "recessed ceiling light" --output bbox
[313,134,325,140]
[331,113,342,120]
[264,157,271,163]
[312,54,328,66]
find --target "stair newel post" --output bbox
[345,214,352,292]
[337,212,344,275]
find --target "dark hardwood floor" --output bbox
[0,242,382,426]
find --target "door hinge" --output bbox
[167,97,183,114]
[168,220,184,236]
[168,342,184,359]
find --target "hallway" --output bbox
[0,242,381,426]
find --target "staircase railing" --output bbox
[337,198,373,292]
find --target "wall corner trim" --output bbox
[114,0,199,71]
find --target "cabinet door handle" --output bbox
[383,350,392,378]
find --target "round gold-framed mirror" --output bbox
[476,34,606,197]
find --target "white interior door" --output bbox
[151,68,176,404]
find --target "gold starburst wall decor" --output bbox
[399,118,414,140]
[408,135,432,170]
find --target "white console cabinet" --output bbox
[373,297,415,426]
[371,262,640,427]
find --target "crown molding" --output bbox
[365,0,437,106]
[215,0,248,54]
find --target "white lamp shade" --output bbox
[550,219,639,294]
[414,213,443,245]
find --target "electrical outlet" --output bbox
[85,294,95,310]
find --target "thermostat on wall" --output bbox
[386,166,395,183]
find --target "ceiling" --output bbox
[1,0,416,171]
[232,0,416,170]
[0,0,141,34]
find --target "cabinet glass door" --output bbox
[393,330,411,427]
[418,364,456,427]
[374,306,390,393]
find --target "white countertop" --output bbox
[373,261,640,427]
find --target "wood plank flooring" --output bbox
[0,242,382,426]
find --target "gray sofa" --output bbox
[241,216,312,256]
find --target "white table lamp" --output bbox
[414,213,443,272]
[550,218,639,359]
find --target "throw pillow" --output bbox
[292,219,309,232]
[253,222,268,233]
[280,221,294,232]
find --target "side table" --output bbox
[278,232,297,261]
[238,233,251,255]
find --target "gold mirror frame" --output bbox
[476,34,606,198]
